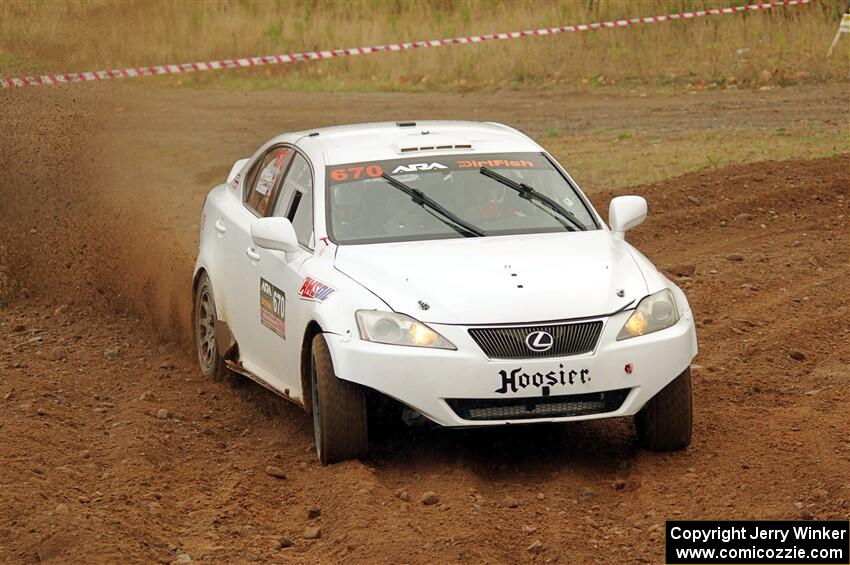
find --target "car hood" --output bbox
[333,230,648,325]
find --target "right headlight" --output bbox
[617,289,679,340]
[355,310,456,350]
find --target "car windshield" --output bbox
[326,152,597,244]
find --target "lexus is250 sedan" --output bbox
[193,121,697,464]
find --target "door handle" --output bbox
[214,220,227,234]
[245,247,261,261]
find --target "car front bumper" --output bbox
[325,309,697,427]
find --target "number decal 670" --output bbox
[330,165,383,182]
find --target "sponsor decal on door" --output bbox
[260,278,286,339]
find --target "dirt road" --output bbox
[1,83,848,564]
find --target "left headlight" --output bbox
[355,310,456,350]
[617,289,679,340]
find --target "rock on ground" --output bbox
[265,465,287,479]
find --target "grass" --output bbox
[540,125,848,192]
[1,0,848,92]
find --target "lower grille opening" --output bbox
[446,388,630,421]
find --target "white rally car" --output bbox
[193,121,697,464]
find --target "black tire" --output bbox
[311,334,368,464]
[635,367,693,451]
[193,272,227,379]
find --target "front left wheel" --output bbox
[310,334,368,465]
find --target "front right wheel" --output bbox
[310,334,368,465]
[635,367,693,451]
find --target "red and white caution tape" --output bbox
[0,0,811,90]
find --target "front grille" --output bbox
[446,389,630,421]
[468,320,603,359]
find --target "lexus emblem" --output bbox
[525,330,554,352]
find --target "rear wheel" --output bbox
[635,367,693,451]
[311,334,368,464]
[194,272,226,379]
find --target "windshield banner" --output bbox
[327,153,550,184]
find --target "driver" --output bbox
[470,180,521,221]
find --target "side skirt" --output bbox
[224,360,305,411]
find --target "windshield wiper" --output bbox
[479,166,587,232]
[380,173,484,238]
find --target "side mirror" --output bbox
[226,158,249,186]
[609,196,647,239]
[251,217,300,254]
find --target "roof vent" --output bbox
[398,144,473,153]
[393,133,473,154]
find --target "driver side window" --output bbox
[273,154,314,248]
